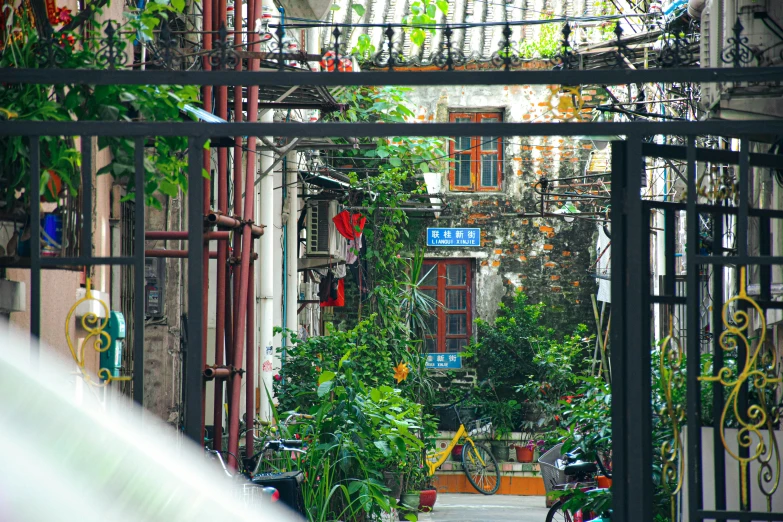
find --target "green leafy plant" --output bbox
[402,0,448,47]
[273,352,431,521]
[0,9,198,213]
[517,16,562,59]
[463,292,591,433]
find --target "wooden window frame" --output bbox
[448,111,504,192]
[420,259,473,353]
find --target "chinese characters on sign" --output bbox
[425,353,462,369]
[426,228,481,247]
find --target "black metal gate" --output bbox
[5,24,783,521]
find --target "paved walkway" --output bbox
[419,494,549,522]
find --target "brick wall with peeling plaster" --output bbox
[326,81,608,340]
[406,82,607,333]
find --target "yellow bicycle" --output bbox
[425,402,500,495]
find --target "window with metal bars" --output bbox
[449,111,503,192]
[419,259,473,353]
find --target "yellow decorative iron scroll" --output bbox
[659,316,684,522]
[64,278,131,386]
[699,267,781,510]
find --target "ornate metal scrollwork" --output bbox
[659,318,685,522]
[208,23,240,70]
[550,23,580,70]
[722,17,757,67]
[490,24,521,71]
[601,23,637,69]
[150,19,183,69]
[656,29,693,68]
[34,32,70,68]
[65,278,131,386]
[699,267,781,510]
[370,25,409,70]
[96,20,128,70]
[430,25,465,70]
[319,25,353,72]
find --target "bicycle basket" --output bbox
[466,417,492,438]
[538,443,565,495]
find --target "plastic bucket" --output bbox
[41,214,62,256]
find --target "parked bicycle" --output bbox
[544,448,612,522]
[242,412,313,517]
[427,396,500,495]
[205,447,281,509]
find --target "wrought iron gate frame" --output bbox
[5,66,783,521]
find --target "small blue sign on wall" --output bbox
[427,228,480,247]
[425,353,462,369]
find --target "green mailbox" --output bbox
[101,311,126,380]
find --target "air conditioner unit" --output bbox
[700,0,722,109]
[305,200,342,259]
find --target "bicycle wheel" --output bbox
[461,442,500,495]
[546,500,575,522]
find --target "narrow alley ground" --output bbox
[419,494,549,522]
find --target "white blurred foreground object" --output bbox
[0,320,303,522]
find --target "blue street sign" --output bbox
[425,353,462,369]
[427,228,480,247]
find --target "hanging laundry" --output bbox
[345,235,362,265]
[318,270,335,303]
[332,210,367,241]
[320,278,345,307]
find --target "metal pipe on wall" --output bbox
[285,149,298,362]
[257,0,276,425]
[227,114,257,473]
[244,0,260,455]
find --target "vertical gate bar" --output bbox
[133,137,146,406]
[711,211,726,518]
[610,140,651,521]
[760,216,771,301]
[30,136,41,363]
[686,136,704,521]
[738,139,749,263]
[610,141,627,521]
[81,137,93,258]
[185,137,205,443]
[625,136,652,522]
[737,138,751,510]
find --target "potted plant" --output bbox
[418,479,437,513]
[483,399,519,461]
[515,439,544,463]
[451,444,464,461]
[399,456,427,520]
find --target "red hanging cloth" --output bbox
[332,210,367,241]
[320,279,345,307]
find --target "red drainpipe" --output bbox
[243,0,261,458]
[225,0,248,470]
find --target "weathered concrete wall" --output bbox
[406,83,606,331]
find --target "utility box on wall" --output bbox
[145,256,166,318]
[101,311,126,380]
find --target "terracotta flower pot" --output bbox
[596,475,612,488]
[418,488,437,512]
[515,445,534,463]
